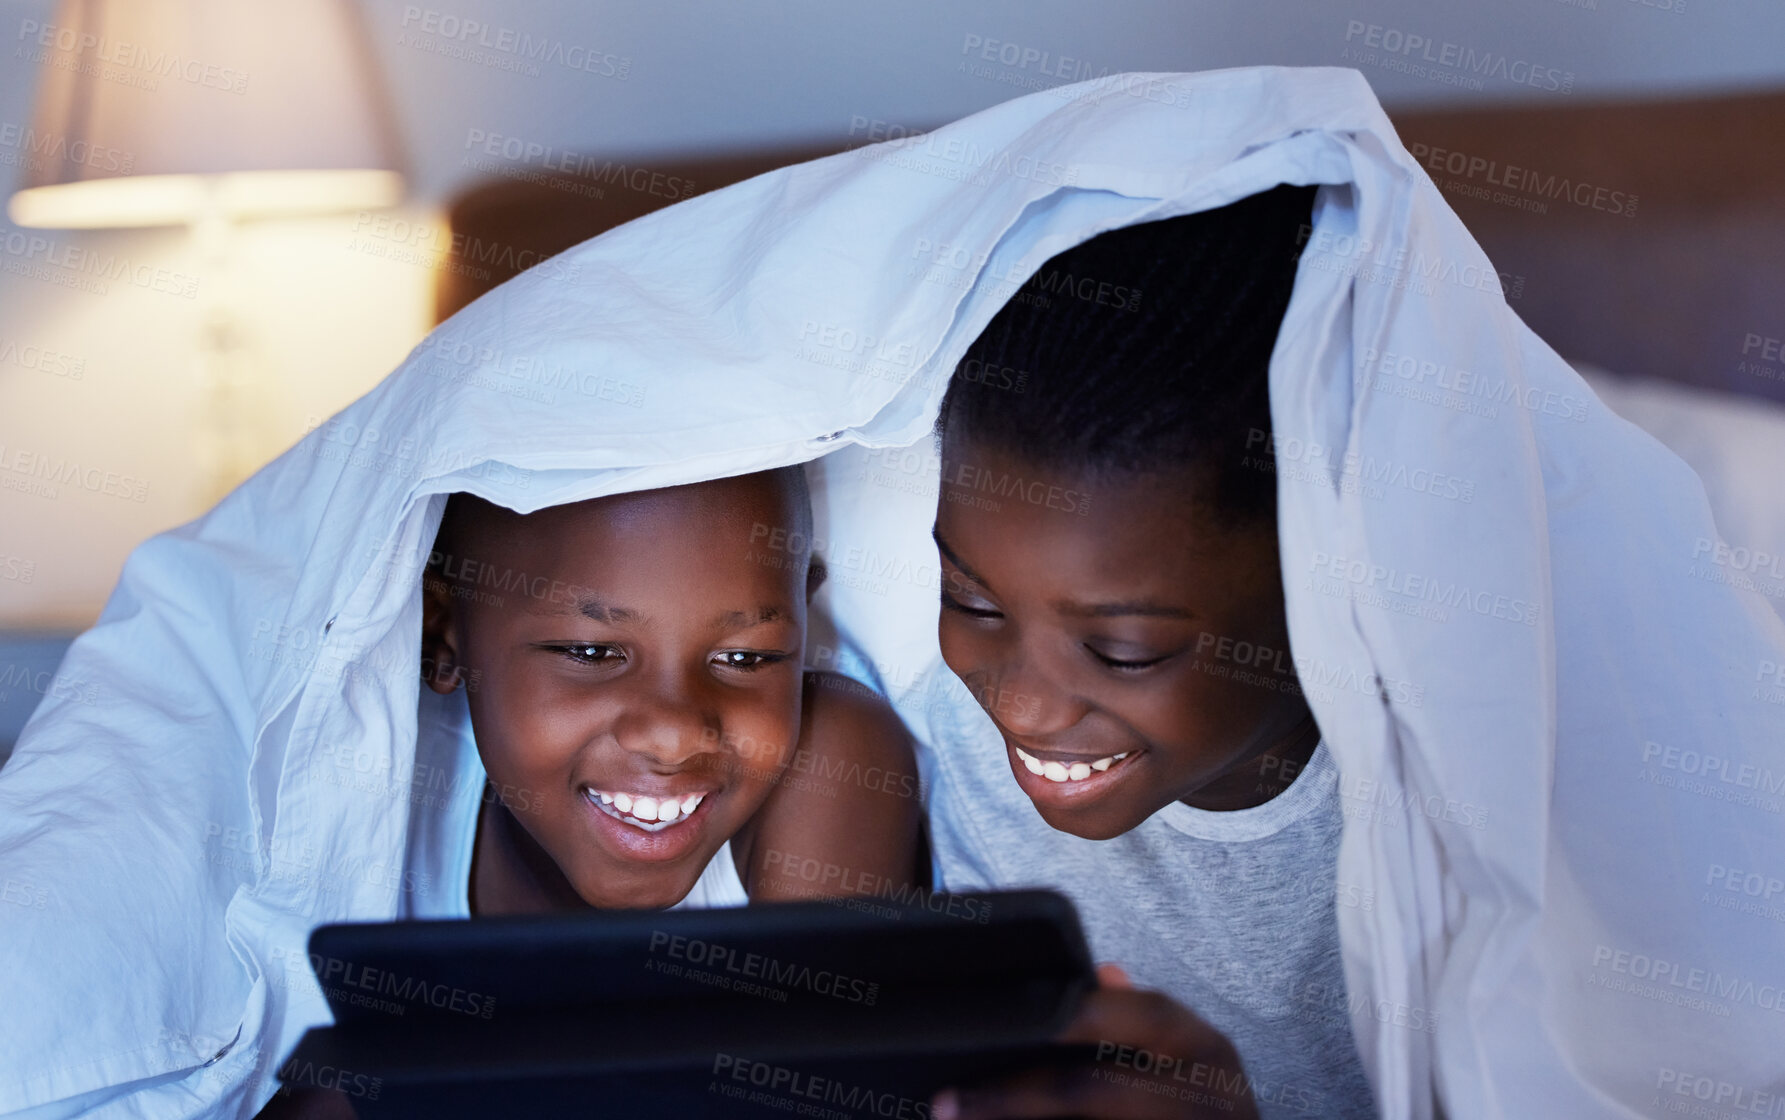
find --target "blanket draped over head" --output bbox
[2,67,1781,1120]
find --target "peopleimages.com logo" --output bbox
[16,18,250,94]
[1342,21,1574,93]
[397,7,629,79]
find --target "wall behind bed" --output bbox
[2,0,1783,760]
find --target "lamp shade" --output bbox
[9,0,405,227]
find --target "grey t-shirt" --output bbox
[927,700,1378,1119]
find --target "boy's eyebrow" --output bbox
[714,606,788,629]
[574,596,641,624]
[539,598,786,628]
[1051,600,1198,620]
[933,525,1196,619]
[931,527,990,590]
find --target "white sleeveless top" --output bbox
[401,687,750,918]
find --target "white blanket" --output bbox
[2,67,1781,1119]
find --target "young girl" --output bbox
[919,145,1784,1116]
[925,188,1369,1120]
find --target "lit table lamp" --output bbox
[8,0,407,502]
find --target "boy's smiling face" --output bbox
[933,435,1319,841]
[424,473,811,910]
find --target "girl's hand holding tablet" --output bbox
[934,965,1257,1120]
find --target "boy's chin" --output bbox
[572,868,708,912]
[1029,798,1151,842]
[563,841,728,910]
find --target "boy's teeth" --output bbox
[1013,747,1129,783]
[585,788,707,830]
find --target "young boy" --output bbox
[925,187,1377,1120]
[415,467,923,917]
[261,468,921,1119]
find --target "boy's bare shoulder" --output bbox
[800,670,917,771]
[737,670,922,901]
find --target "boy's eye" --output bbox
[555,643,624,666]
[940,589,1002,619]
[1087,646,1171,673]
[713,650,785,671]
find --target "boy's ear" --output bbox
[805,554,828,602]
[420,571,464,695]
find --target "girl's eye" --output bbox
[714,650,785,671]
[1088,647,1170,672]
[940,590,1002,619]
[558,644,623,666]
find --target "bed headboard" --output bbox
[1390,90,1785,404]
[437,89,1785,405]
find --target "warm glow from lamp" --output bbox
[9,170,405,229]
[6,0,411,504]
[9,0,406,229]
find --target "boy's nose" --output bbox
[977,657,1083,738]
[612,688,712,767]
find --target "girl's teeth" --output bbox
[1013,747,1130,783]
[614,793,633,813]
[634,796,660,821]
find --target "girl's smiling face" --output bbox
[933,435,1320,840]
[424,474,811,910]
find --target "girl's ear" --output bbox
[805,554,828,602]
[420,572,464,694]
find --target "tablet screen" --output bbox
[281,888,1095,1113]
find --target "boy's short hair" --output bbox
[937,184,1317,528]
[429,465,824,590]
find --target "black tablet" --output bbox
[277,889,1094,1118]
